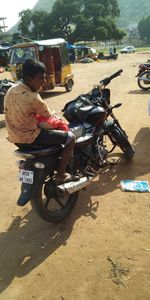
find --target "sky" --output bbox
[0,0,38,30]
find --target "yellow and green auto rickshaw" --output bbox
[9,38,74,92]
[0,45,10,67]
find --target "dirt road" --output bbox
[0,52,150,300]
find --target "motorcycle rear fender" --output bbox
[17,168,46,206]
[17,182,33,206]
[17,155,59,206]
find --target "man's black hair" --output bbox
[22,59,46,81]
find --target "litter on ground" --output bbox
[120,180,150,192]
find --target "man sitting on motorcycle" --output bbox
[4,59,76,183]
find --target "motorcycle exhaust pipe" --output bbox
[57,175,95,195]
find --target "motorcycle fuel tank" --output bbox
[85,106,106,125]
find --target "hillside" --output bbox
[32,0,56,13]
[8,0,150,33]
[118,0,150,28]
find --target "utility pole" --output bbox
[0,17,8,43]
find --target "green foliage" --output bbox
[27,0,150,32]
[138,16,150,44]
[48,0,124,42]
[18,9,32,36]
[17,9,49,40]
[31,10,49,39]
[83,0,120,18]
[8,0,150,35]
[48,0,81,40]
[17,0,126,43]
[12,33,22,44]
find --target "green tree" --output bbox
[12,32,22,44]
[31,11,49,40]
[49,0,81,40]
[138,15,150,44]
[83,0,120,18]
[18,9,32,36]
[47,0,125,43]
[17,0,125,43]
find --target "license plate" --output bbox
[19,169,34,184]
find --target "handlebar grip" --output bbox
[109,69,123,80]
[99,69,123,86]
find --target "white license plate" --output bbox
[19,169,34,184]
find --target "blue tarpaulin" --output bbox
[67,44,90,50]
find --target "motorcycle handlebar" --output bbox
[100,69,123,86]
[109,69,123,80]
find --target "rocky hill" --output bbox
[118,0,150,28]
[32,0,56,13]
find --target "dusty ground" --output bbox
[0,52,150,300]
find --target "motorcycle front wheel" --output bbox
[138,71,150,90]
[30,175,79,223]
[108,128,135,160]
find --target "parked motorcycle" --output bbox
[0,79,14,113]
[14,69,134,223]
[136,63,150,90]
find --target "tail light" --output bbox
[16,160,26,169]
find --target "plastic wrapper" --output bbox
[120,180,150,192]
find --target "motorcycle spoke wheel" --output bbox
[42,188,69,210]
[138,71,150,90]
[31,178,79,223]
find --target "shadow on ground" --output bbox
[128,89,150,95]
[0,191,98,292]
[0,127,150,292]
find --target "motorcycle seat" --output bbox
[140,63,150,70]
[14,144,63,157]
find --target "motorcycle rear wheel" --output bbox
[30,176,79,223]
[109,128,134,160]
[138,71,150,90]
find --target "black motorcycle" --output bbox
[0,79,14,113]
[136,63,150,90]
[14,69,134,223]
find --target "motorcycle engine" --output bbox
[92,133,108,170]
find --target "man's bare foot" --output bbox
[55,172,79,183]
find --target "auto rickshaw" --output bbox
[9,38,74,92]
[0,45,10,67]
